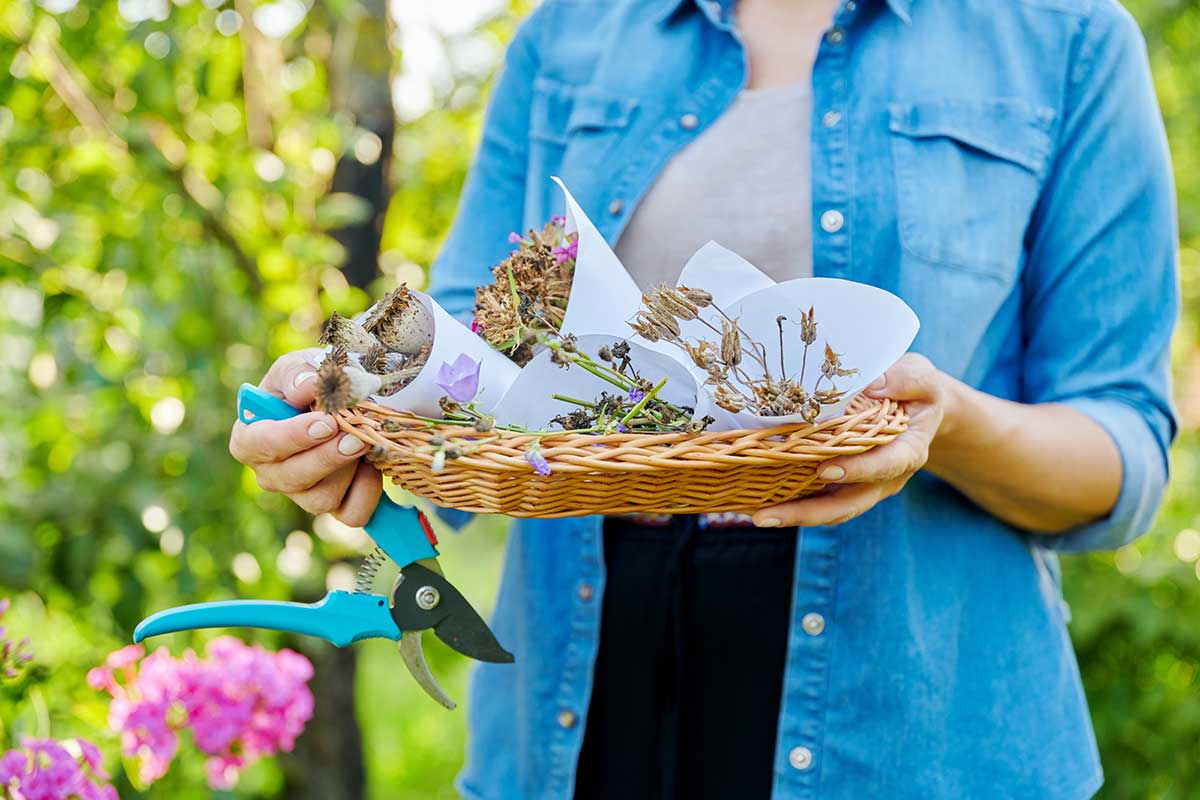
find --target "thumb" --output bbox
[261,348,324,408]
[863,353,940,402]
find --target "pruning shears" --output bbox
[133,383,513,709]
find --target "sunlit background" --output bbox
[0,0,1198,797]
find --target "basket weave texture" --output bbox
[336,395,907,519]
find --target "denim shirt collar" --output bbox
[653,0,913,28]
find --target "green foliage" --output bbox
[0,0,1198,797]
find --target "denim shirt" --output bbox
[427,0,1178,797]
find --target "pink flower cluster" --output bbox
[0,737,117,800]
[87,637,315,790]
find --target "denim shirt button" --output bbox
[822,110,842,128]
[844,0,857,10]
[578,583,595,602]
[820,209,844,233]
[789,746,814,771]
[679,113,700,130]
[557,709,578,729]
[608,198,625,216]
[826,27,845,44]
[802,612,825,636]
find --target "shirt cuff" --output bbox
[1034,395,1169,552]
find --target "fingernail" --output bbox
[307,421,334,440]
[821,465,845,482]
[338,434,366,455]
[294,371,316,388]
[867,375,886,393]
[756,517,781,528]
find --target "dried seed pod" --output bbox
[648,304,681,338]
[319,312,380,352]
[327,344,350,367]
[629,312,661,343]
[363,286,434,354]
[653,286,698,321]
[314,357,352,412]
[357,343,389,374]
[799,306,817,346]
[678,286,713,308]
[719,320,742,367]
[684,341,716,370]
[713,386,748,413]
[381,418,403,433]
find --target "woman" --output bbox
[229,0,1177,797]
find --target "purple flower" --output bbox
[616,423,628,433]
[550,215,566,226]
[627,387,645,404]
[435,354,481,404]
[525,444,551,477]
[552,237,579,265]
[507,231,523,244]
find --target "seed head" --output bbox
[719,320,742,367]
[678,286,713,308]
[319,312,380,352]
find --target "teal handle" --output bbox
[238,382,304,424]
[368,495,438,566]
[133,591,401,647]
[236,382,437,565]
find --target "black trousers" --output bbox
[574,516,799,800]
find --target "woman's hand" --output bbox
[752,353,951,528]
[228,349,382,526]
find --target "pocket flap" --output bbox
[532,77,638,141]
[566,89,638,133]
[888,100,1056,177]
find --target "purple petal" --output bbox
[435,354,480,404]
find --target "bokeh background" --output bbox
[0,0,1197,797]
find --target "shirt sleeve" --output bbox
[1022,3,1178,552]
[423,10,545,530]
[425,7,545,322]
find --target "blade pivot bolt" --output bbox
[416,586,441,611]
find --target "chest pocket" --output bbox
[530,77,638,144]
[888,100,1056,279]
[526,77,639,229]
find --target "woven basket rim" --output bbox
[335,395,906,474]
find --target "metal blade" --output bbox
[398,634,456,710]
[389,562,515,664]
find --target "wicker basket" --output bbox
[334,395,907,518]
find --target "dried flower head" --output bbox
[319,312,379,352]
[363,285,433,354]
[821,343,859,379]
[314,357,351,412]
[474,225,576,365]
[360,343,390,374]
[799,306,817,346]
[713,386,748,413]
[719,320,742,367]
[678,286,713,308]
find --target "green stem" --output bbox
[620,376,667,426]
[551,393,596,407]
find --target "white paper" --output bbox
[694,278,921,427]
[348,290,521,418]
[554,177,644,339]
[676,241,776,308]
